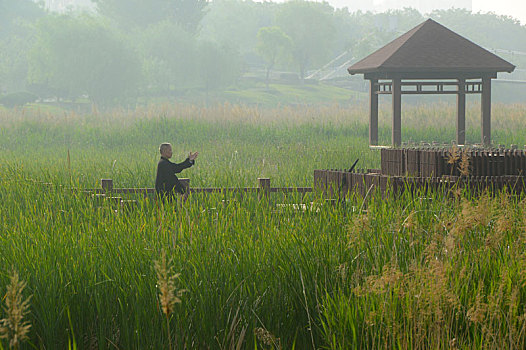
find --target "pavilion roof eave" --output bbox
[355,69,508,80]
[347,19,516,80]
[348,66,514,75]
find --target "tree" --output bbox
[0,34,34,92]
[196,41,242,95]
[0,0,44,37]
[335,8,424,61]
[93,0,208,33]
[199,0,275,58]
[138,20,196,93]
[28,15,141,106]
[429,8,526,52]
[171,0,209,34]
[0,0,44,93]
[256,26,291,88]
[276,0,336,80]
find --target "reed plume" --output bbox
[458,150,470,177]
[0,270,32,350]
[254,327,281,349]
[447,145,461,165]
[154,249,185,350]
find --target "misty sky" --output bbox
[267,0,526,25]
[473,0,526,24]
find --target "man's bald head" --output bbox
[159,143,172,158]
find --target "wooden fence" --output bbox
[314,169,526,198]
[381,148,526,177]
[81,148,526,207]
[79,178,315,209]
[89,178,312,197]
[317,148,526,198]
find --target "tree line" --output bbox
[1,0,525,107]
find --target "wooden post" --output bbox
[101,179,113,192]
[258,178,271,199]
[369,78,379,146]
[313,170,325,193]
[109,196,122,206]
[392,78,402,147]
[91,193,106,206]
[481,76,492,146]
[457,78,466,145]
[179,178,190,193]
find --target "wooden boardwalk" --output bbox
[317,148,526,198]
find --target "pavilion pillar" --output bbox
[481,77,492,146]
[392,78,402,146]
[369,79,378,146]
[456,78,466,145]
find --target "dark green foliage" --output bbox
[27,15,141,106]
[1,2,525,106]
[0,91,37,107]
[93,0,208,33]
[276,1,336,79]
[256,26,292,87]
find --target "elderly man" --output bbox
[155,143,198,201]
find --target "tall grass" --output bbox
[0,102,525,349]
[322,190,526,349]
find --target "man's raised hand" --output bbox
[189,151,199,161]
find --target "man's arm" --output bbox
[170,152,198,173]
[170,158,194,174]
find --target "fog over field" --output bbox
[1,2,526,349]
[0,0,525,109]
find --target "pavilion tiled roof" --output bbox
[347,19,515,75]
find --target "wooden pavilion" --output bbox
[347,19,515,147]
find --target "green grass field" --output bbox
[0,102,525,349]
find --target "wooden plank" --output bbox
[504,150,510,175]
[481,77,492,145]
[457,78,466,145]
[101,179,113,192]
[190,188,257,193]
[370,79,379,146]
[270,187,313,193]
[420,149,426,177]
[113,188,154,194]
[392,78,402,146]
[515,151,520,175]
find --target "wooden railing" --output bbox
[381,148,526,177]
[315,169,526,198]
[77,177,315,210]
[91,178,312,198]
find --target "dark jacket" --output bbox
[155,156,194,200]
